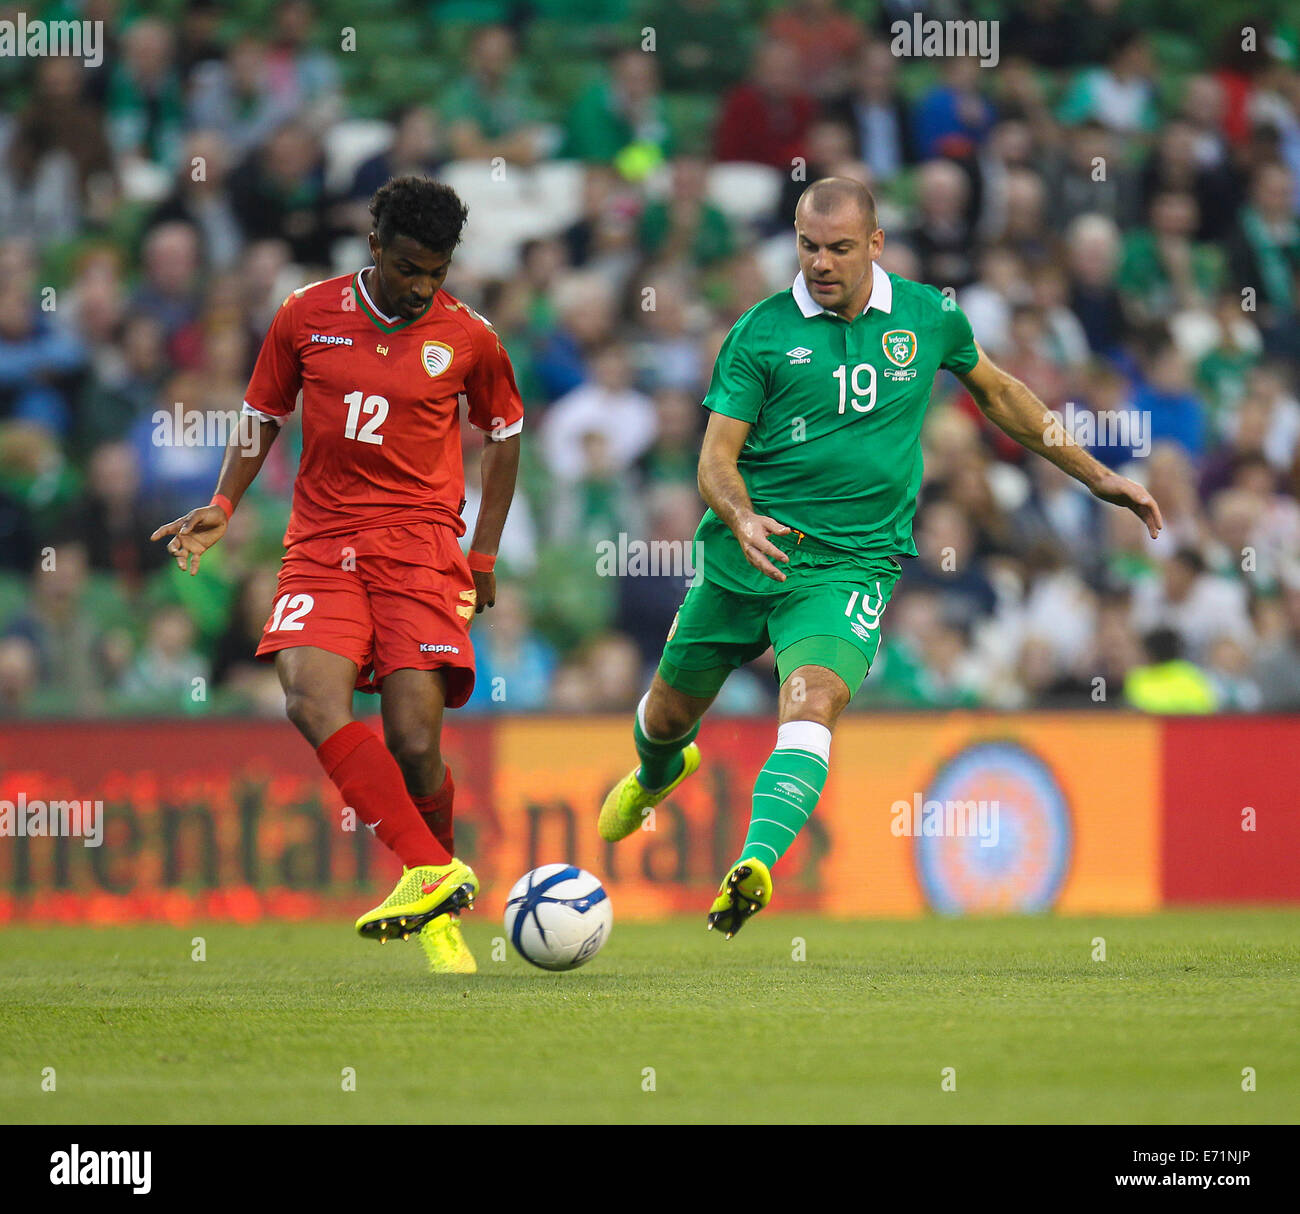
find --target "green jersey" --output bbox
[697,265,979,592]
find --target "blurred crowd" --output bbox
[3,0,1300,718]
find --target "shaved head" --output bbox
[794,176,883,320]
[797,177,878,233]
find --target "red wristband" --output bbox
[467,550,496,573]
[210,493,233,520]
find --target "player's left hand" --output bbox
[1090,470,1164,539]
[472,569,495,617]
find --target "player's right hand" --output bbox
[150,505,228,576]
[735,512,792,583]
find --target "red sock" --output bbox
[413,763,455,856]
[315,722,450,868]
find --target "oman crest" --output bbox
[421,340,454,377]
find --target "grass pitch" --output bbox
[1,911,1296,1124]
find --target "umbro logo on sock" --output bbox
[775,781,803,799]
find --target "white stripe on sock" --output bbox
[775,720,831,763]
[753,793,811,819]
[750,817,798,836]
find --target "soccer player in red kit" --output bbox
[151,178,523,973]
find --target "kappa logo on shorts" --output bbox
[420,643,460,654]
[882,329,917,368]
[421,340,454,377]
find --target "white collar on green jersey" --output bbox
[792,262,893,319]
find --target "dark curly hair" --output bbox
[369,176,469,253]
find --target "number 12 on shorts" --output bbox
[270,593,314,631]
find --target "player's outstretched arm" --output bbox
[698,412,792,582]
[149,413,282,575]
[468,430,520,612]
[957,347,1164,540]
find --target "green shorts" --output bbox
[658,536,902,699]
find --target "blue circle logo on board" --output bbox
[910,741,1072,914]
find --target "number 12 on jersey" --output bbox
[833,363,876,414]
[343,390,388,444]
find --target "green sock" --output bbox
[633,697,699,791]
[740,722,831,869]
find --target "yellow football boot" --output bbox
[354,859,477,943]
[598,743,701,842]
[418,913,477,973]
[706,857,772,939]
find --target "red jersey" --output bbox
[242,270,524,548]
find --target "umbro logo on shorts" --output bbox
[420,643,460,653]
[786,347,812,364]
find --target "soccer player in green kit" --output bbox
[598,177,1165,937]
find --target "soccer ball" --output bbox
[503,864,613,971]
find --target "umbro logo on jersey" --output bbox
[786,346,813,364]
[310,333,353,345]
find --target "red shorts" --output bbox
[256,522,477,706]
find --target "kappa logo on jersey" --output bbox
[786,346,813,364]
[421,340,455,377]
[310,332,353,346]
[882,329,917,367]
[420,643,461,653]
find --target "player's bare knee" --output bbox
[780,667,849,729]
[386,727,441,777]
[283,689,346,746]
[644,682,701,739]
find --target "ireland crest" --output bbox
[882,329,917,368]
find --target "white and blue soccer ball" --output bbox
[503,864,613,971]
